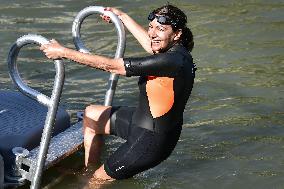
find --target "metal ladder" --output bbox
[10,6,125,189]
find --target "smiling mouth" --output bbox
[151,40,161,45]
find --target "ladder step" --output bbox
[18,122,83,181]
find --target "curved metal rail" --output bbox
[72,6,126,106]
[7,34,65,189]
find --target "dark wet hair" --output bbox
[150,4,194,52]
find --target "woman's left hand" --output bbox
[100,7,126,23]
[40,39,66,59]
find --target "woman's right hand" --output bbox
[40,39,66,60]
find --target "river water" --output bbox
[0,0,283,188]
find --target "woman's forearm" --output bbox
[62,48,126,75]
[40,40,126,75]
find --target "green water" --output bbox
[0,0,283,188]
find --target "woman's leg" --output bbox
[84,105,136,181]
[83,105,112,166]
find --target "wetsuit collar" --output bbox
[168,43,189,55]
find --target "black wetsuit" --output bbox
[104,44,195,179]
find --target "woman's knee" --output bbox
[83,105,112,134]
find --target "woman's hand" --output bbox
[40,39,66,59]
[101,7,152,54]
[100,7,125,23]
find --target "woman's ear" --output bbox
[174,29,182,41]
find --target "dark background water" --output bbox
[0,0,283,188]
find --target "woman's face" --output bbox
[148,18,180,54]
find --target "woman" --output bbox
[40,4,195,181]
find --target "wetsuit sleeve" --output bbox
[123,52,184,77]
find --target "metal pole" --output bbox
[30,60,64,189]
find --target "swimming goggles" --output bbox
[148,12,175,26]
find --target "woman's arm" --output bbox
[104,7,152,54]
[40,39,126,75]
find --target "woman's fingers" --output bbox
[100,14,112,23]
[39,39,64,59]
[103,7,124,22]
[50,39,57,44]
[104,7,122,16]
[39,44,46,51]
[40,39,55,50]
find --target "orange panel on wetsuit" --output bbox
[146,76,174,118]
[123,44,195,132]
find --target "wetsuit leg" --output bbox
[104,126,182,179]
[109,106,136,140]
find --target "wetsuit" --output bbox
[104,44,195,179]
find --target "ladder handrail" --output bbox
[8,34,64,106]
[7,34,65,189]
[72,6,126,106]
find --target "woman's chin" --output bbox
[151,46,161,54]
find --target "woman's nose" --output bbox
[148,28,157,38]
